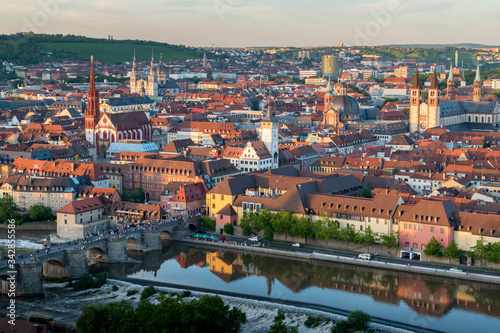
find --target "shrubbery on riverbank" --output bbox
[76,294,247,333]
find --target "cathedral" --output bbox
[129,52,180,98]
[85,57,152,160]
[409,65,500,132]
[322,80,360,131]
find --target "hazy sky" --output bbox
[1,0,497,47]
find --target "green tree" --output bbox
[485,242,500,266]
[340,225,357,250]
[358,226,377,252]
[346,310,371,331]
[223,223,234,235]
[29,204,54,221]
[272,211,294,242]
[424,237,443,257]
[315,218,340,247]
[0,197,20,224]
[358,187,372,198]
[444,239,461,261]
[468,237,487,266]
[76,301,137,333]
[380,231,399,250]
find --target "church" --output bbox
[129,52,180,98]
[322,80,361,132]
[85,57,152,160]
[410,66,500,132]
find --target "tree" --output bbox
[358,226,377,252]
[468,237,487,266]
[78,295,246,333]
[444,239,461,261]
[0,197,20,224]
[223,223,234,235]
[424,237,443,257]
[123,187,145,203]
[29,204,54,222]
[346,310,371,331]
[315,218,339,246]
[272,211,294,242]
[485,242,500,266]
[380,231,399,250]
[340,225,357,250]
[358,187,372,198]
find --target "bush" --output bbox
[201,217,216,231]
[112,285,119,292]
[127,289,139,296]
[331,320,349,333]
[304,316,324,328]
[140,286,157,300]
[180,290,191,298]
[72,272,107,291]
[242,224,252,237]
[346,310,371,331]
[223,223,234,235]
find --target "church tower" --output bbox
[427,68,441,129]
[409,67,421,132]
[261,101,279,169]
[446,63,455,101]
[130,50,138,94]
[147,51,158,97]
[324,78,333,108]
[85,56,100,147]
[473,64,482,102]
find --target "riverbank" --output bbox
[179,238,500,285]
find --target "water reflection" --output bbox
[92,241,500,323]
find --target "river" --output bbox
[87,241,500,333]
[3,232,500,333]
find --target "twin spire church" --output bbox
[129,52,179,97]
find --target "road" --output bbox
[219,234,500,279]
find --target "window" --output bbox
[413,243,418,249]
[64,219,67,224]
[405,242,410,248]
[430,226,435,232]
[440,228,444,234]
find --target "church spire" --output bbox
[412,67,420,89]
[448,63,454,82]
[430,68,438,90]
[475,64,482,83]
[473,64,482,102]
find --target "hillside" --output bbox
[0,33,202,65]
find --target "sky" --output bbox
[0,0,498,47]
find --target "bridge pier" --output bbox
[65,250,88,277]
[107,238,128,261]
[0,263,43,297]
[142,230,162,251]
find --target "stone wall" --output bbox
[142,230,162,250]
[106,239,128,262]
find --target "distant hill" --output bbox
[0,33,202,65]
[384,43,499,49]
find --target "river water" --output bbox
[89,241,500,333]
[3,232,500,333]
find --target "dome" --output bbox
[327,95,359,115]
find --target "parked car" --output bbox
[292,243,301,247]
[449,267,463,272]
[248,236,260,242]
[358,253,372,260]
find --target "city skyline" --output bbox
[1,0,499,47]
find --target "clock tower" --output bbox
[261,102,279,169]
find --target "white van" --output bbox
[358,253,371,260]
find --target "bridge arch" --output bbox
[160,230,172,240]
[126,237,141,250]
[43,259,69,279]
[87,247,108,264]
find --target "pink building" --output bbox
[395,200,460,257]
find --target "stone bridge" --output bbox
[0,222,184,296]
